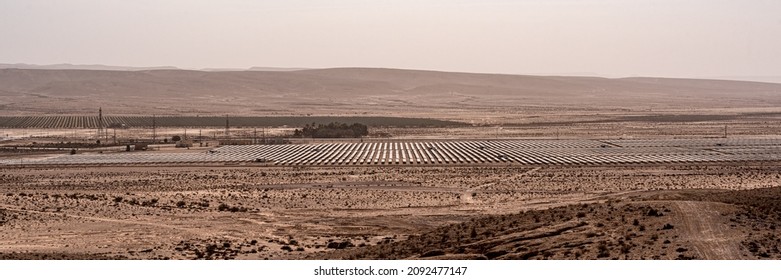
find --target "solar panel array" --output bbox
[608,138,781,148]
[4,138,781,166]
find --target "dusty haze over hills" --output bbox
[1,68,781,123]
[2,1,780,79]
[0,63,308,72]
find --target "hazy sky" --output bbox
[1,0,780,78]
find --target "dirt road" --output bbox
[673,201,744,259]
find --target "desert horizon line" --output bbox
[2,62,781,84]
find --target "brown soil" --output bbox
[2,164,781,260]
[316,187,781,260]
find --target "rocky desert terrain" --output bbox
[2,67,781,260]
[2,163,781,260]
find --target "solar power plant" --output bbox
[5,138,781,166]
[607,138,781,148]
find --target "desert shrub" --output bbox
[597,243,610,258]
[327,241,354,250]
[216,203,246,212]
[620,243,632,254]
[206,244,218,255]
[650,234,659,241]
[141,198,158,207]
[647,209,663,217]
[218,203,229,211]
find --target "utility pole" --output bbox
[724,124,728,138]
[152,114,157,143]
[97,107,103,142]
[225,115,230,138]
[254,128,257,144]
[102,108,109,143]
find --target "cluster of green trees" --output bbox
[293,122,369,138]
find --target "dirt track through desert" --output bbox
[673,201,743,260]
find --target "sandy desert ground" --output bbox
[2,68,781,260]
[2,163,781,260]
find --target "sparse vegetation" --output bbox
[4,162,781,260]
[293,122,369,138]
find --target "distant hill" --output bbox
[0,63,179,71]
[1,67,780,117]
[248,67,310,72]
[0,63,309,72]
[707,76,781,84]
[200,67,310,72]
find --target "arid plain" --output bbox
[3,68,781,259]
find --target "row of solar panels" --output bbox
[4,139,781,166]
